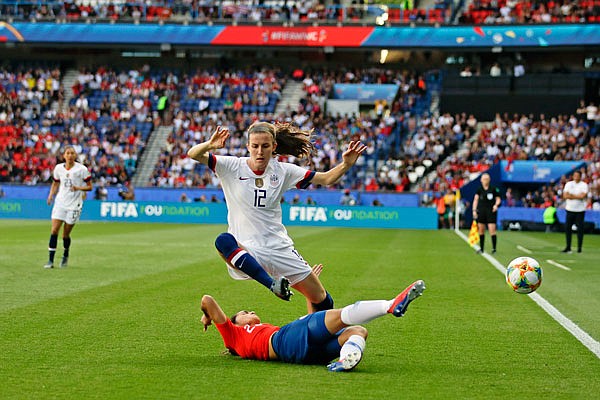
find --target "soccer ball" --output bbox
[505,257,543,294]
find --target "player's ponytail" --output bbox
[247,121,315,159]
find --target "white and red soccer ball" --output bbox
[506,257,543,294]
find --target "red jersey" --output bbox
[215,320,280,361]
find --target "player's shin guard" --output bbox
[63,237,71,257]
[340,300,389,325]
[312,291,334,311]
[215,233,274,289]
[48,234,58,262]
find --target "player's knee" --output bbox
[214,233,239,258]
[312,291,334,311]
[347,325,368,339]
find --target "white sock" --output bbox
[340,335,366,360]
[340,300,391,325]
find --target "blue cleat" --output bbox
[388,280,426,317]
[327,350,363,372]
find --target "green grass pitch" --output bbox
[1,220,599,399]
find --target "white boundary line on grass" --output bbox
[516,245,532,254]
[455,229,600,359]
[546,259,572,271]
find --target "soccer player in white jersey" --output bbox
[44,146,92,269]
[187,122,366,313]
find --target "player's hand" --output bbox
[201,314,212,332]
[341,141,367,167]
[312,263,323,277]
[208,126,230,150]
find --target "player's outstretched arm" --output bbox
[201,295,228,332]
[187,126,230,165]
[311,141,367,186]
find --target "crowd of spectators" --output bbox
[177,67,284,116]
[418,108,599,210]
[149,107,397,189]
[462,0,600,24]
[3,0,599,25]
[0,0,453,24]
[148,66,442,191]
[1,65,62,183]
[0,65,151,186]
[505,161,600,210]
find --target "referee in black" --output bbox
[472,173,502,254]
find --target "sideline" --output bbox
[455,229,600,359]
[516,245,532,254]
[546,259,572,271]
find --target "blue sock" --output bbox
[215,233,274,289]
[312,291,334,311]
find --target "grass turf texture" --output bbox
[0,220,598,399]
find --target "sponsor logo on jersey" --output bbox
[238,177,250,180]
[255,178,264,188]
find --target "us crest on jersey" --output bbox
[270,174,280,188]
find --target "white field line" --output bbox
[455,230,600,359]
[516,245,532,254]
[546,259,572,271]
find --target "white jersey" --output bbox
[53,162,91,210]
[209,154,314,249]
[564,180,588,212]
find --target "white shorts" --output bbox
[51,205,82,225]
[226,244,312,286]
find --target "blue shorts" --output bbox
[271,311,343,365]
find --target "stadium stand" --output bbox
[146,66,446,191]
[0,0,456,25]
[416,109,599,210]
[0,64,148,185]
[460,0,600,24]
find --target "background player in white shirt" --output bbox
[44,147,92,268]
[188,122,366,313]
[562,170,589,253]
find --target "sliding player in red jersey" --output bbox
[200,276,426,372]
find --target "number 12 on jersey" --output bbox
[254,189,267,208]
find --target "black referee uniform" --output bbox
[475,186,501,224]
[474,185,501,253]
